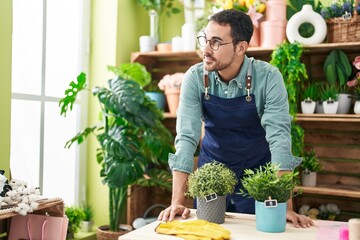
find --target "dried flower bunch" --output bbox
[321,0,359,20]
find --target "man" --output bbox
[158,9,314,228]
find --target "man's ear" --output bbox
[237,41,249,55]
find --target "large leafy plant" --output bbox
[59,63,174,232]
[239,163,299,203]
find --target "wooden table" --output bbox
[119,210,335,240]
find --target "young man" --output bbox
[158,9,314,228]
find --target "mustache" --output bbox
[203,53,214,60]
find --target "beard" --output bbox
[203,51,235,72]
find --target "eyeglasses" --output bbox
[197,35,233,51]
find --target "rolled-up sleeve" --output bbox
[169,65,203,174]
[260,68,302,170]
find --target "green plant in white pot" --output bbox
[59,63,174,239]
[301,82,319,114]
[185,161,237,224]
[239,163,299,233]
[300,149,321,187]
[80,203,94,233]
[321,84,339,114]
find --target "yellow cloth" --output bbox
[155,219,231,240]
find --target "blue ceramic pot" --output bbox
[145,92,165,110]
[255,200,287,233]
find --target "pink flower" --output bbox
[347,79,358,88]
[353,56,360,70]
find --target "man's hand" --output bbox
[287,209,315,228]
[157,204,191,222]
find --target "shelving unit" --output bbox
[128,42,360,224]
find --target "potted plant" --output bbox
[185,161,237,224]
[239,163,300,233]
[323,49,352,114]
[321,84,339,114]
[158,72,185,114]
[80,203,94,233]
[59,63,174,239]
[137,0,180,44]
[300,149,322,187]
[65,205,86,239]
[301,82,319,114]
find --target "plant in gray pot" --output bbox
[185,161,237,224]
[239,163,299,233]
[300,149,322,187]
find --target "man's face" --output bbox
[200,21,236,72]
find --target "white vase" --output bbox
[337,93,352,114]
[286,4,327,45]
[354,101,360,114]
[323,101,338,114]
[301,101,316,114]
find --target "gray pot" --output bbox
[196,195,226,224]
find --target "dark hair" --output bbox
[210,9,253,44]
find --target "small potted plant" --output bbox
[158,72,185,114]
[80,203,94,233]
[301,82,319,114]
[321,84,339,114]
[185,161,237,224]
[301,149,322,187]
[65,205,86,239]
[239,163,299,233]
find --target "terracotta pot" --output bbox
[165,87,181,114]
[266,0,287,21]
[249,26,260,47]
[260,20,286,48]
[96,224,133,240]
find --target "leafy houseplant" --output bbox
[270,41,307,157]
[321,84,339,114]
[65,205,86,238]
[300,149,322,187]
[80,203,94,232]
[59,63,174,235]
[186,161,237,224]
[239,163,300,233]
[301,82,319,114]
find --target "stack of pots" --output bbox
[260,0,287,48]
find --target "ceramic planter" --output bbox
[323,101,338,114]
[80,220,93,233]
[145,92,166,110]
[197,195,226,224]
[164,87,181,114]
[255,201,287,233]
[354,101,360,114]
[301,101,316,114]
[315,101,324,113]
[301,170,317,187]
[337,93,352,114]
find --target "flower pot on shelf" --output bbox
[301,170,317,187]
[165,87,180,114]
[323,100,339,114]
[301,100,316,114]
[315,101,324,113]
[354,101,360,114]
[80,220,94,233]
[146,92,166,110]
[337,93,352,114]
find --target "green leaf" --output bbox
[59,72,87,117]
[108,63,151,87]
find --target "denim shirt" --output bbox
[169,55,301,173]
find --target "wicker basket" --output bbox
[326,1,360,43]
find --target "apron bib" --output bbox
[198,62,271,214]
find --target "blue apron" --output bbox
[198,61,271,214]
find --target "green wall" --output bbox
[0,0,12,179]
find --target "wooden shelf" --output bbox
[294,185,360,199]
[296,114,360,122]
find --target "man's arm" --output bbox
[158,170,191,221]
